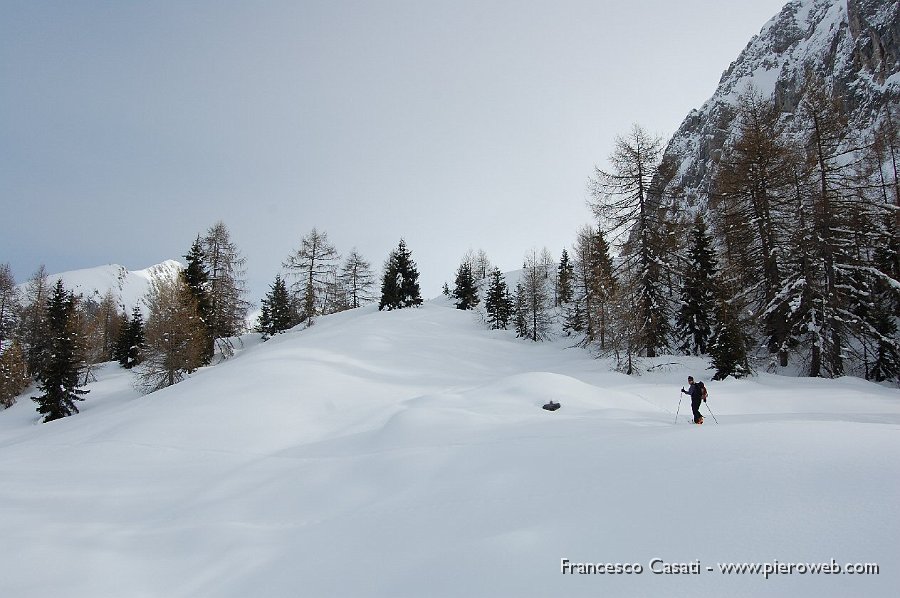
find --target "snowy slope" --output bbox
[0,300,898,597]
[18,260,183,313]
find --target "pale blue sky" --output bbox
[2,0,788,300]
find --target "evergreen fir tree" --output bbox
[257,301,271,337]
[396,240,423,309]
[123,306,144,368]
[513,281,528,339]
[442,282,450,296]
[114,310,130,366]
[379,258,401,311]
[452,262,479,310]
[556,249,574,306]
[379,240,422,310]
[258,274,299,339]
[484,268,513,330]
[562,299,584,336]
[31,280,88,422]
[709,297,752,380]
[182,236,214,364]
[675,213,718,355]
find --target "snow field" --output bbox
[0,301,898,597]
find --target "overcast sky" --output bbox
[2,0,789,300]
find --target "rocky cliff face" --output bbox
[659,0,900,205]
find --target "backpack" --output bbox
[699,382,708,402]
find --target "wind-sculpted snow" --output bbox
[0,301,898,597]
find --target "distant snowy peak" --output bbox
[131,260,183,285]
[36,260,183,313]
[658,0,899,205]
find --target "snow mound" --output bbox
[0,299,898,597]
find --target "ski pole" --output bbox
[705,401,719,424]
[675,391,683,424]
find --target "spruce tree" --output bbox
[676,213,718,355]
[513,281,528,339]
[453,262,479,310]
[709,298,752,380]
[182,237,214,364]
[556,249,574,306]
[31,280,88,422]
[379,239,422,311]
[396,240,423,309]
[562,299,584,336]
[120,306,145,369]
[484,268,513,330]
[114,310,130,366]
[379,257,401,311]
[258,274,299,339]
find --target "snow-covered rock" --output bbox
[658,0,899,206]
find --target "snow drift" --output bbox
[0,300,897,597]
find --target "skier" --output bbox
[680,376,704,424]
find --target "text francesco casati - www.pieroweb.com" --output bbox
[560,558,880,579]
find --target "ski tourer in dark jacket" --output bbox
[681,376,704,424]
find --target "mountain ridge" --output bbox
[16,260,183,313]
[658,0,900,205]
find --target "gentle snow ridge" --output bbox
[0,300,897,597]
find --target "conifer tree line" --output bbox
[0,221,254,415]
[575,79,899,381]
[2,77,896,420]
[0,225,427,418]
[259,227,381,338]
[452,79,898,383]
